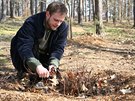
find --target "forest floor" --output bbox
[0,21,135,101]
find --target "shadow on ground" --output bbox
[67,39,135,56]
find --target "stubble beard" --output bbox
[46,18,57,31]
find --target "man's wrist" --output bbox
[49,65,57,71]
[49,57,60,68]
[26,57,41,72]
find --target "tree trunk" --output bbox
[66,0,73,39]
[88,0,91,21]
[95,0,103,35]
[30,0,35,15]
[78,0,83,24]
[23,0,30,17]
[73,0,76,18]
[18,1,22,16]
[91,0,95,21]
[127,0,131,24]
[10,0,15,18]
[106,0,109,22]
[15,1,22,16]
[82,0,84,20]
[123,0,127,20]
[112,0,117,25]
[71,0,74,20]
[118,0,122,22]
[6,0,10,16]
[0,0,7,22]
[121,0,124,22]
[84,0,88,22]
[40,0,46,12]
[133,0,135,27]
[0,0,2,19]
[35,0,38,14]
[22,0,24,16]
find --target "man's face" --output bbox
[46,11,66,30]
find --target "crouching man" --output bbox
[10,1,68,84]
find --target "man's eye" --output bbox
[54,19,58,22]
[54,19,62,23]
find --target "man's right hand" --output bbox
[36,65,49,78]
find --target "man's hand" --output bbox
[49,65,56,76]
[36,65,49,78]
[49,65,62,79]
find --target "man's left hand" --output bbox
[49,65,57,77]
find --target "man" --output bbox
[10,2,68,84]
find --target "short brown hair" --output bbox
[46,2,68,15]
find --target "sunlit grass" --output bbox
[0,24,18,35]
[0,18,135,42]
[71,21,135,41]
[0,17,24,35]
[104,25,135,41]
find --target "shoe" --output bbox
[29,74,42,86]
[16,71,26,81]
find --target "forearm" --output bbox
[26,57,42,72]
[49,57,60,68]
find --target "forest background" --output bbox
[0,0,135,101]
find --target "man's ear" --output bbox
[46,11,50,17]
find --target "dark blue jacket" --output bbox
[10,12,68,70]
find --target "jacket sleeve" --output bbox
[49,23,69,67]
[17,18,40,63]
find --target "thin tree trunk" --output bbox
[18,1,22,16]
[22,0,30,17]
[22,0,24,16]
[78,0,83,24]
[106,0,109,22]
[40,0,46,12]
[127,0,131,24]
[0,0,7,22]
[88,0,91,21]
[95,0,103,35]
[35,0,38,14]
[91,0,95,21]
[121,0,124,22]
[0,0,2,19]
[16,1,22,16]
[82,0,84,20]
[85,0,88,22]
[7,0,10,16]
[133,0,135,27]
[118,0,122,22]
[73,0,76,18]
[123,0,127,20]
[30,0,35,15]
[71,0,74,20]
[113,0,117,25]
[10,0,15,18]
[66,1,72,39]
